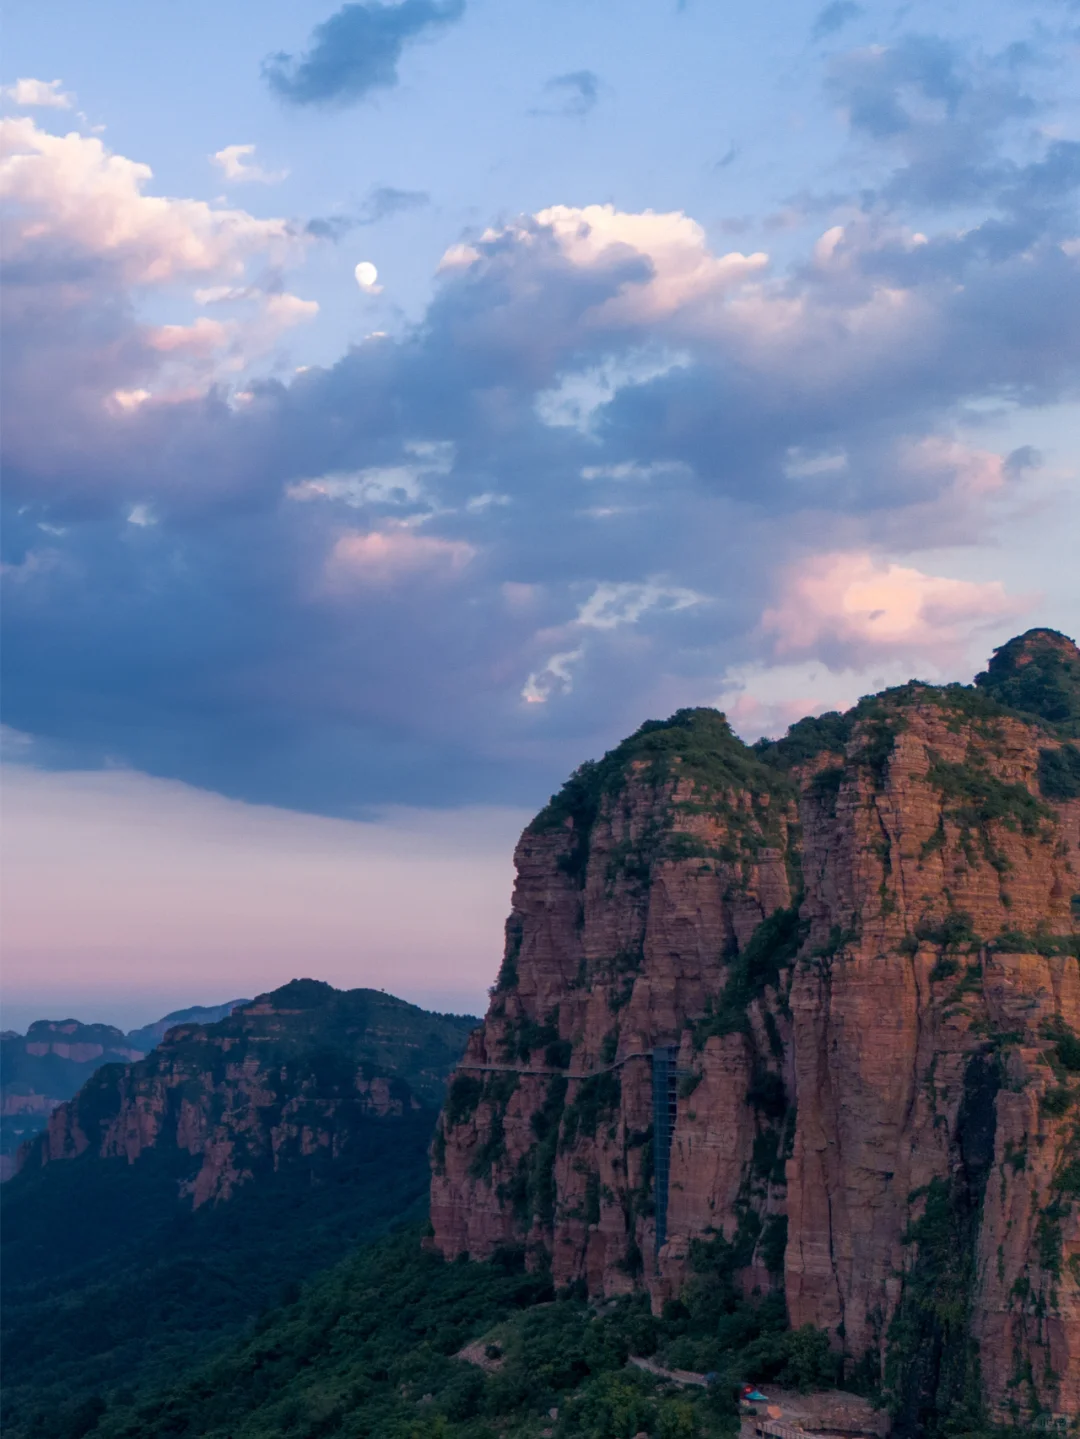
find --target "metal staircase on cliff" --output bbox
[458,1041,690,1256]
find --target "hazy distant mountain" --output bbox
[0,1001,249,1177]
[122,998,250,1054]
[0,1021,145,1179]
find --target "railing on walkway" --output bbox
[753,1422,819,1439]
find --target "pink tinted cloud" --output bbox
[0,115,295,285]
[763,551,1033,666]
[325,527,476,588]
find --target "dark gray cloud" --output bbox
[826,35,1044,210]
[307,186,430,239]
[264,0,465,107]
[812,1,863,42]
[357,184,430,222]
[532,71,600,118]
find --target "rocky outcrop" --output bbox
[431,630,1080,1429]
[0,1020,149,1177]
[19,980,477,1207]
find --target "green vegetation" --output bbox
[752,710,853,770]
[446,1073,484,1127]
[0,1117,437,1438]
[1,980,481,1438]
[495,917,524,991]
[974,628,1080,735]
[531,708,796,888]
[906,910,981,953]
[560,1071,622,1151]
[693,907,806,1046]
[1038,743,1080,800]
[502,1075,567,1229]
[927,754,1050,838]
[11,1224,858,1439]
[500,1009,566,1065]
[884,1053,1001,1437]
[924,751,1051,871]
[991,930,1080,959]
[1040,1087,1074,1118]
[808,763,845,816]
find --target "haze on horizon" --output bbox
[2,0,1079,1025]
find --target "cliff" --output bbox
[18,979,477,1206]
[430,629,1080,1431]
[0,1020,147,1180]
[0,1003,250,1179]
[2,984,478,1430]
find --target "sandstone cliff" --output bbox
[20,979,476,1207]
[431,629,1080,1431]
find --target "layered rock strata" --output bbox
[431,630,1080,1427]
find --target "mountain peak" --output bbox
[975,626,1080,729]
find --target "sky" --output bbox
[2,0,1079,1026]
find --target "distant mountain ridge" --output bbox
[0,981,479,1436]
[0,999,249,1177]
[17,979,478,1195]
[122,998,252,1056]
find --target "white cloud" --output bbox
[286,443,455,509]
[0,115,297,286]
[534,204,768,326]
[577,580,704,630]
[449,204,768,340]
[522,647,584,704]
[211,144,289,185]
[522,581,706,704]
[581,460,692,483]
[2,78,74,109]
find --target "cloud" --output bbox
[211,144,289,184]
[263,0,465,108]
[522,583,705,704]
[445,204,768,337]
[824,35,1060,214]
[324,525,475,587]
[577,581,704,630]
[811,2,862,42]
[532,70,600,119]
[358,184,430,223]
[2,78,74,109]
[1,116,295,286]
[306,185,429,240]
[761,552,1033,666]
[0,115,314,493]
[2,32,1076,815]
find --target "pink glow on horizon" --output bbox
[1,765,526,1031]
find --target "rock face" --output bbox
[19,980,477,1207]
[0,1021,148,1179]
[431,629,1080,1430]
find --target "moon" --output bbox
[354,261,379,290]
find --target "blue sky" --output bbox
[2,0,1078,1020]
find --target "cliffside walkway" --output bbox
[456,1045,686,1254]
[455,1049,657,1080]
[628,1355,708,1388]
